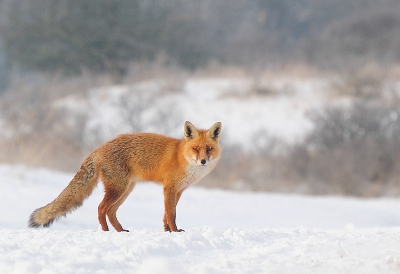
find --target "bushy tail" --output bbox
[29,154,99,228]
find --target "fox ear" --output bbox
[184,121,199,140]
[207,122,222,141]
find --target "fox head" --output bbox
[183,121,222,167]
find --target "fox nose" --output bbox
[200,159,206,165]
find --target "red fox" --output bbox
[29,121,222,232]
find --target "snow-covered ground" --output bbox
[2,165,400,273]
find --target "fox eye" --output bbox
[193,147,199,152]
[206,147,212,152]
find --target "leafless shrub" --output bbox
[298,102,400,196]
[119,90,152,133]
[119,85,182,136]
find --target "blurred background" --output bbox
[1,0,400,197]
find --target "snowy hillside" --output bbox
[55,77,331,149]
[2,165,400,273]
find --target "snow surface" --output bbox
[2,165,400,273]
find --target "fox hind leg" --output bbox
[98,182,131,232]
[107,182,135,232]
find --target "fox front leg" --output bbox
[163,187,184,232]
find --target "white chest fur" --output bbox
[177,160,215,192]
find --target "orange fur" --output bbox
[29,121,222,232]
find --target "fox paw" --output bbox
[164,225,185,232]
